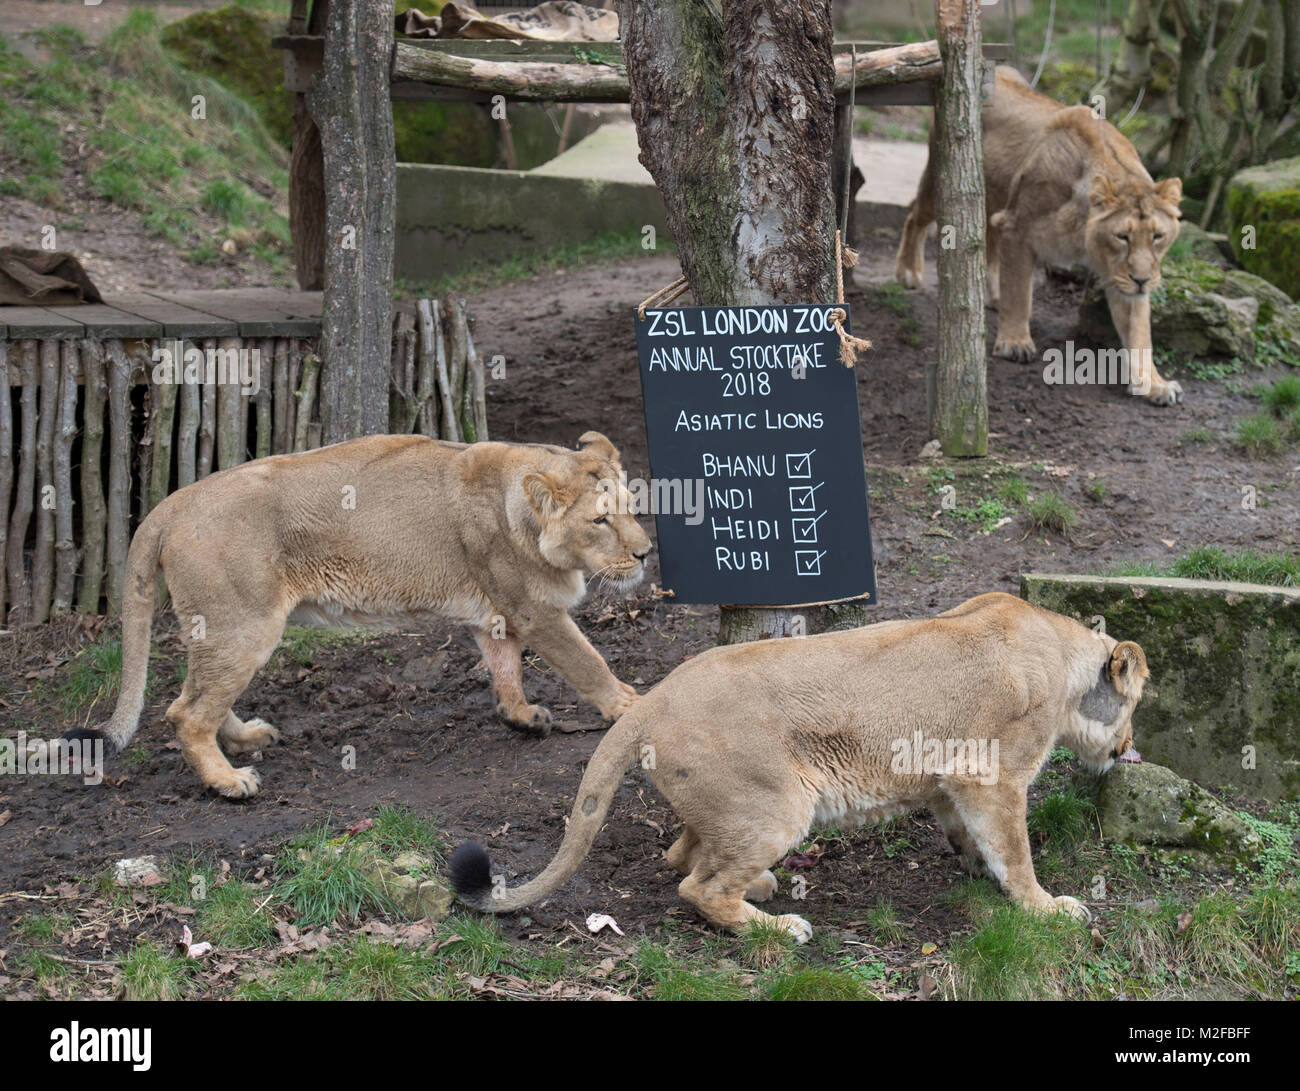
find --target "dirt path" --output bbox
[1,232,1295,952]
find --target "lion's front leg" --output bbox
[1106,287,1182,406]
[991,235,1037,362]
[472,628,552,736]
[516,610,637,723]
[947,781,1091,922]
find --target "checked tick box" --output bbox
[790,513,825,544]
[785,450,816,479]
[794,549,826,577]
[787,482,823,513]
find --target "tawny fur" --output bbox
[896,66,1184,405]
[85,431,651,798]
[451,593,1149,942]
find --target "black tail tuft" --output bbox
[448,841,493,900]
[62,727,108,746]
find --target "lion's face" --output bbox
[1086,174,1182,298]
[1066,639,1149,773]
[523,432,651,593]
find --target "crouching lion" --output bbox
[450,593,1148,941]
[896,66,1184,406]
[69,431,651,798]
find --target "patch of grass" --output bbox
[1257,374,1300,415]
[763,965,877,1000]
[995,474,1029,506]
[1234,412,1285,457]
[1082,477,1110,502]
[950,905,1082,1000]
[364,804,447,862]
[57,640,123,716]
[275,825,398,927]
[864,902,909,945]
[634,942,750,1001]
[119,939,192,1001]
[1113,545,1300,587]
[952,497,1010,535]
[738,919,797,970]
[238,934,438,1001]
[1181,425,1217,445]
[873,281,914,316]
[1027,491,1077,535]
[0,13,289,254]
[1028,789,1096,852]
[19,911,73,944]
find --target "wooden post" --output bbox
[308,0,395,445]
[5,343,37,623]
[933,0,988,457]
[78,340,108,615]
[0,343,11,621]
[104,341,132,615]
[52,341,79,615]
[31,340,59,624]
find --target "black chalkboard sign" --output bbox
[634,304,876,606]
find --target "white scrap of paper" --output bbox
[585,913,625,936]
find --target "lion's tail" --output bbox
[449,713,646,914]
[65,513,165,751]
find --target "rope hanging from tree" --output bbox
[829,229,872,368]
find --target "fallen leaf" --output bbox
[921,942,938,955]
[0,810,12,828]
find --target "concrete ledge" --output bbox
[1021,573,1300,800]
[395,162,669,281]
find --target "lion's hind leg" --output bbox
[168,607,288,799]
[676,832,810,942]
[217,713,280,755]
[667,826,777,900]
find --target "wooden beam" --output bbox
[390,40,630,101]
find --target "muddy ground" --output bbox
[1,230,1296,963]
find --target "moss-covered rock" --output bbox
[1021,574,1300,801]
[1165,222,1234,268]
[1092,761,1264,872]
[1078,257,1300,358]
[361,850,453,920]
[162,6,294,146]
[1226,156,1300,301]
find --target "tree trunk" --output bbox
[933,0,988,457]
[307,0,395,444]
[78,340,107,615]
[291,95,326,291]
[624,0,868,641]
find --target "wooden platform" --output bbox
[0,289,324,341]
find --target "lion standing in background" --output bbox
[896,66,1184,406]
[69,431,651,798]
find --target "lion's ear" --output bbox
[523,472,567,519]
[1089,173,1117,209]
[577,431,619,464]
[1155,176,1183,211]
[1105,641,1148,697]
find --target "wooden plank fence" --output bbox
[1,289,487,624]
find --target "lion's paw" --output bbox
[226,722,279,754]
[1051,895,1092,922]
[993,334,1037,362]
[774,914,814,945]
[601,685,639,723]
[896,265,924,290]
[215,766,262,800]
[746,871,779,902]
[1139,379,1183,406]
[500,702,553,737]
